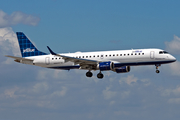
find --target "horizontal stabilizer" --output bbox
[5,55,33,62]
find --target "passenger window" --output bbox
[86,56,88,58]
[120,54,122,56]
[97,55,99,57]
[93,55,95,57]
[131,53,133,55]
[109,55,111,57]
[52,58,54,60]
[142,53,144,55]
[128,54,129,56]
[124,54,126,56]
[139,53,140,55]
[106,55,107,57]
[117,54,118,56]
[135,53,137,55]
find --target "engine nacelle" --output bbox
[114,66,130,73]
[97,61,114,71]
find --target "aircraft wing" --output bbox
[5,55,33,62]
[47,46,98,65]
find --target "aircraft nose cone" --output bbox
[170,55,176,62]
[173,57,176,62]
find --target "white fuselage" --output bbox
[21,48,176,70]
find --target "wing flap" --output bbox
[61,55,98,64]
[47,46,98,65]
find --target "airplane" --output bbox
[6,32,176,79]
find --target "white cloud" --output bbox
[4,87,19,98]
[161,86,180,96]
[114,111,129,116]
[168,98,180,104]
[36,70,49,80]
[119,74,151,87]
[36,100,53,108]
[121,90,131,98]
[165,35,180,54]
[102,86,117,100]
[0,27,19,55]
[119,75,138,85]
[168,61,180,76]
[160,86,180,104]
[0,80,68,109]
[32,82,49,93]
[36,69,71,80]
[53,69,71,79]
[0,10,40,28]
[0,27,20,64]
[109,100,115,105]
[51,86,68,97]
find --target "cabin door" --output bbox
[150,51,154,59]
[45,57,50,65]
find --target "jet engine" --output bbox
[97,61,114,71]
[114,66,130,73]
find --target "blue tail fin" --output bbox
[16,32,47,57]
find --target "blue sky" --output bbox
[0,0,180,120]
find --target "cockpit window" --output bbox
[163,51,168,54]
[159,51,163,54]
[159,51,168,54]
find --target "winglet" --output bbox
[47,46,57,55]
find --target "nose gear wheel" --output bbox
[155,64,161,73]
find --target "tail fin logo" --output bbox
[16,32,47,57]
[23,48,35,53]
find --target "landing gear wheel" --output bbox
[86,71,93,77]
[97,73,104,79]
[156,70,160,73]
[155,64,161,74]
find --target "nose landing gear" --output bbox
[155,64,161,73]
[156,69,160,73]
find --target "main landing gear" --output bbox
[86,71,104,79]
[155,64,161,73]
[86,71,93,77]
[97,72,104,79]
